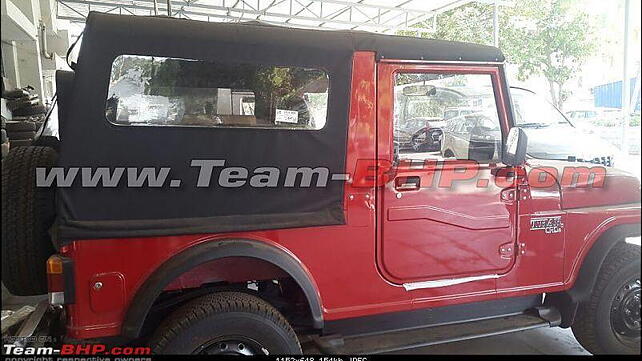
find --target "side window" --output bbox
[393,72,502,163]
[105,55,329,130]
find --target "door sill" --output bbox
[308,307,561,354]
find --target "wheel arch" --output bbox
[546,222,641,327]
[121,238,324,339]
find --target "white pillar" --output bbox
[14,39,45,100]
[1,42,21,89]
[621,0,631,153]
[493,0,499,47]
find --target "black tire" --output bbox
[13,105,46,117]
[10,139,33,148]
[572,242,641,354]
[1,146,58,296]
[7,131,36,141]
[7,97,39,111]
[2,88,30,100]
[149,291,301,355]
[5,121,37,132]
[32,136,60,152]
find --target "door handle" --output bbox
[395,176,421,191]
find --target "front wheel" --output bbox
[149,291,301,355]
[572,242,641,354]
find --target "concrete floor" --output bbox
[392,327,590,355]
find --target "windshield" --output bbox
[511,88,572,128]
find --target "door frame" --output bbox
[375,60,519,287]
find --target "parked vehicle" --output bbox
[414,86,618,166]
[440,111,501,161]
[2,13,640,355]
[566,107,640,156]
[566,107,621,128]
[511,88,620,166]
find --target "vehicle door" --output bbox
[376,62,519,286]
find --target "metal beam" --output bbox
[55,0,462,33]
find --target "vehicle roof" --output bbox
[85,12,505,63]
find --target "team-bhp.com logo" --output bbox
[35,159,608,189]
[3,343,151,356]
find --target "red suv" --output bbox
[2,12,640,355]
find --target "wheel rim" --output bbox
[610,277,641,343]
[195,336,269,355]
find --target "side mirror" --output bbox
[503,127,528,166]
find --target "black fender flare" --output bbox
[121,239,324,339]
[546,223,641,327]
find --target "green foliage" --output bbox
[401,0,596,109]
[398,3,497,45]
[501,0,595,108]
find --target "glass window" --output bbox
[105,55,329,130]
[511,88,570,129]
[393,72,502,163]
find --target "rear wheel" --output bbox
[149,291,301,355]
[572,242,641,354]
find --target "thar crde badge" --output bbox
[530,216,564,234]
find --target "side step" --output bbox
[312,308,561,354]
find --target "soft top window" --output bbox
[105,55,329,130]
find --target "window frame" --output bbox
[378,62,512,166]
[103,54,331,131]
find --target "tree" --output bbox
[401,0,596,109]
[501,1,595,109]
[398,3,498,46]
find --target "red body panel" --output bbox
[61,52,642,339]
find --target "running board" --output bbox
[311,308,561,354]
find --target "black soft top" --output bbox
[85,12,504,63]
[56,13,503,241]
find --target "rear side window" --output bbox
[105,55,329,130]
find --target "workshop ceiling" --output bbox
[56,0,474,34]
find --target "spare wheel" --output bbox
[2,146,57,295]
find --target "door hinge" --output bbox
[518,242,527,255]
[500,188,516,202]
[499,242,514,259]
